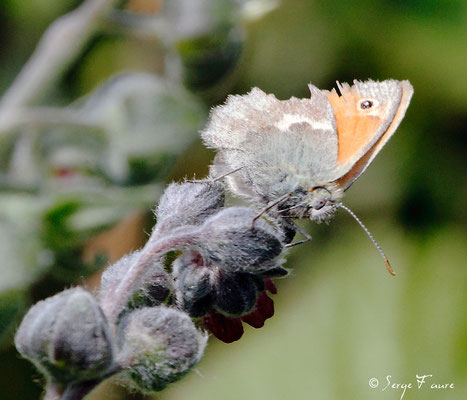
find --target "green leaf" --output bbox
[82,73,206,183]
[0,289,29,349]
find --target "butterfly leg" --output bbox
[285,221,312,248]
[186,167,243,184]
[250,192,293,229]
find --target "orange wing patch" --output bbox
[335,80,414,190]
[326,83,389,166]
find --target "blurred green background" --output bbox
[0,0,465,399]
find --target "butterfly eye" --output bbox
[312,198,327,210]
[360,100,373,109]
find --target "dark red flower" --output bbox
[203,279,277,343]
[203,311,244,344]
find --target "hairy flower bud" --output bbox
[197,207,284,273]
[173,252,214,317]
[117,306,207,392]
[174,251,259,318]
[155,181,225,233]
[15,288,114,383]
[213,271,258,316]
[143,268,173,305]
[100,252,172,312]
[257,265,289,278]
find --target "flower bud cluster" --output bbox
[154,181,288,342]
[15,179,291,395]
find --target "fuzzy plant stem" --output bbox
[101,227,200,324]
[44,382,65,400]
[44,368,122,400]
[0,0,119,134]
[61,368,122,400]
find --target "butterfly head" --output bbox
[305,185,343,223]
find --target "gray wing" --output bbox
[201,85,338,202]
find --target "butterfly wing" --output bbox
[325,79,414,189]
[202,85,340,203]
[202,80,413,203]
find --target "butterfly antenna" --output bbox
[210,166,243,182]
[187,167,243,184]
[335,81,343,96]
[338,204,396,276]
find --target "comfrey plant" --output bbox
[15,180,290,399]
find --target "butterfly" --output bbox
[201,79,413,273]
